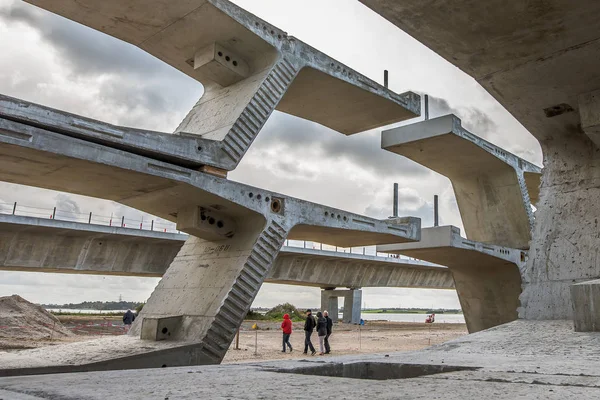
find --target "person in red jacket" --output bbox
[281,313,293,353]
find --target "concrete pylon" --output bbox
[382,114,541,249]
[130,215,287,365]
[379,226,525,333]
[321,289,362,324]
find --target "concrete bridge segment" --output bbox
[378,226,525,333]
[360,0,600,321]
[16,0,420,172]
[382,114,541,249]
[0,213,453,290]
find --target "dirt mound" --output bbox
[0,295,73,341]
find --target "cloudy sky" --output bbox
[0,0,542,309]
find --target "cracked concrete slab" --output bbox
[382,114,541,249]
[2,320,600,398]
[378,226,525,333]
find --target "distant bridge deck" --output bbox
[0,213,454,290]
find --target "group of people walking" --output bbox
[281,309,333,355]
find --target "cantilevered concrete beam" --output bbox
[378,226,525,333]
[359,0,600,320]
[0,111,420,375]
[14,0,419,171]
[0,214,453,290]
[382,114,541,249]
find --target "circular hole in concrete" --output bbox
[257,194,262,200]
[337,214,341,219]
[197,146,202,152]
[249,192,254,198]
[265,197,270,202]
[208,217,216,225]
[200,215,207,221]
[233,60,238,66]
[278,34,282,39]
[270,30,275,34]
[271,199,281,213]
[98,242,103,246]
[225,56,231,62]
[343,216,347,221]
[161,364,167,368]
[162,327,168,334]
[217,221,224,228]
[325,212,329,217]
[218,51,223,57]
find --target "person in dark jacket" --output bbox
[303,309,316,355]
[323,310,333,354]
[315,311,327,355]
[123,309,135,333]
[281,313,293,353]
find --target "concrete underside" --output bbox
[359,0,600,320]
[2,320,600,398]
[0,214,453,289]
[382,115,541,249]
[0,103,421,371]
[18,0,419,171]
[379,226,523,333]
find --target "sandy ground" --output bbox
[0,316,468,363]
[222,320,467,363]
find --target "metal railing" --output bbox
[0,201,432,264]
[0,201,178,233]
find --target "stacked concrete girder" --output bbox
[382,114,541,249]
[359,0,600,320]
[0,108,419,372]
[0,0,422,372]
[16,0,420,172]
[0,214,453,289]
[378,226,526,333]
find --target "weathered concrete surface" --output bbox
[0,110,420,373]
[359,0,600,320]
[2,321,600,398]
[14,0,419,171]
[320,289,362,324]
[571,279,600,332]
[0,214,452,289]
[379,226,524,333]
[382,114,541,249]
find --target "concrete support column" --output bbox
[321,288,339,322]
[343,289,362,324]
[320,288,362,324]
[127,215,288,368]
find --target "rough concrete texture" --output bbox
[17,0,419,171]
[320,289,362,324]
[359,0,600,320]
[382,114,541,249]
[0,214,452,289]
[379,226,524,333]
[571,279,600,332]
[0,102,420,372]
[2,320,600,398]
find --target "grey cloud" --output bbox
[1,2,169,78]
[364,198,435,227]
[253,112,430,179]
[426,95,498,136]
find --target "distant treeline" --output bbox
[41,301,144,310]
[362,308,462,314]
